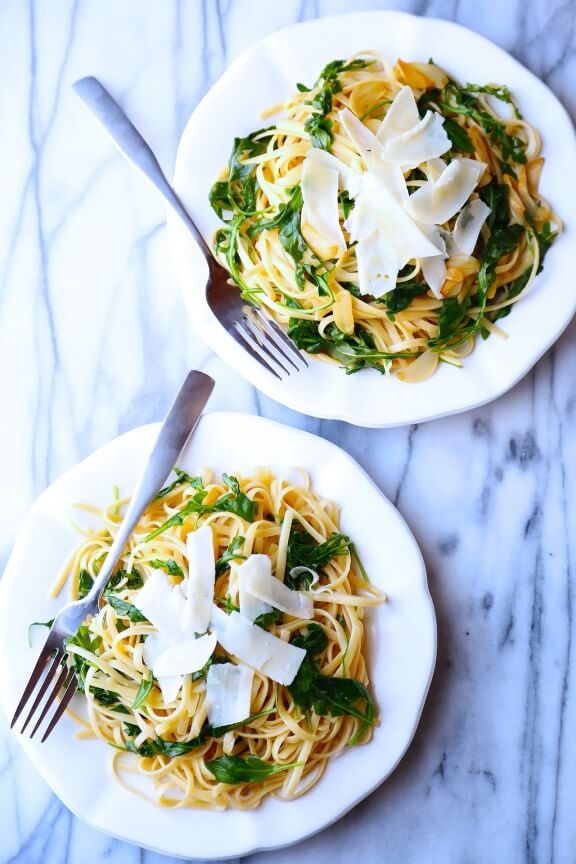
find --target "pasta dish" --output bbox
[210,54,560,381]
[52,467,384,809]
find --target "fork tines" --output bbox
[232,309,308,380]
[11,642,77,743]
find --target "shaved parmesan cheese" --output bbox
[210,607,306,685]
[135,571,189,643]
[377,85,420,143]
[355,231,398,297]
[142,634,182,703]
[301,151,346,257]
[426,158,447,183]
[243,554,313,619]
[205,662,254,728]
[405,158,486,225]
[153,632,217,678]
[237,557,271,623]
[421,255,447,298]
[184,525,215,635]
[339,108,386,176]
[304,148,361,196]
[453,199,491,255]
[381,110,451,168]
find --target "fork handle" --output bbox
[86,370,214,601]
[73,76,214,263]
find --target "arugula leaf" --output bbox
[338,190,355,219]
[305,114,333,149]
[249,185,308,274]
[479,180,509,232]
[287,319,414,371]
[214,594,240,613]
[148,559,184,578]
[132,674,154,710]
[65,625,103,689]
[27,618,54,646]
[123,722,141,737]
[209,128,272,219]
[489,266,532,324]
[291,623,328,655]
[78,568,94,599]
[286,526,351,588]
[437,296,471,341]
[477,224,524,302]
[191,653,228,682]
[206,754,301,784]
[462,83,522,119]
[107,567,143,591]
[104,594,148,623]
[524,211,557,272]
[442,118,474,153]
[125,735,205,758]
[254,607,283,629]
[157,468,203,499]
[215,536,246,575]
[301,58,373,152]
[91,687,130,713]
[441,83,526,164]
[383,280,429,313]
[204,706,275,738]
[359,98,392,121]
[144,478,257,542]
[221,475,258,521]
[288,656,375,744]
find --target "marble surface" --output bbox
[1,0,575,862]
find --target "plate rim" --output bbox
[167,9,576,428]
[0,410,436,858]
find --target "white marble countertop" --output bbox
[1,1,575,862]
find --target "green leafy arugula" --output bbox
[215,536,246,575]
[287,319,415,373]
[107,567,144,592]
[285,526,351,589]
[291,623,329,655]
[78,568,94,599]
[254,607,283,629]
[144,475,257,542]
[209,128,273,219]
[104,593,148,623]
[64,625,103,689]
[287,621,374,745]
[441,83,526,164]
[125,734,205,758]
[302,58,373,151]
[205,754,302,784]
[383,280,430,314]
[157,468,203,499]
[132,674,154,710]
[27,618,55,646]
[148,559,184,578]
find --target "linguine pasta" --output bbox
[54,467,384,809]
[210,53,560,381]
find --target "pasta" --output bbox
[210,54,560,381]
[55,466,385,809]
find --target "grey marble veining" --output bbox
[1,1,575,862]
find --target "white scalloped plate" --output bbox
[0,412,435,859]
[167,11,576,428]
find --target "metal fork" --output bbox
[11,369,214,742]
[72,76,308,381]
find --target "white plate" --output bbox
[0,412,435,859]
[167,11,576,428]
